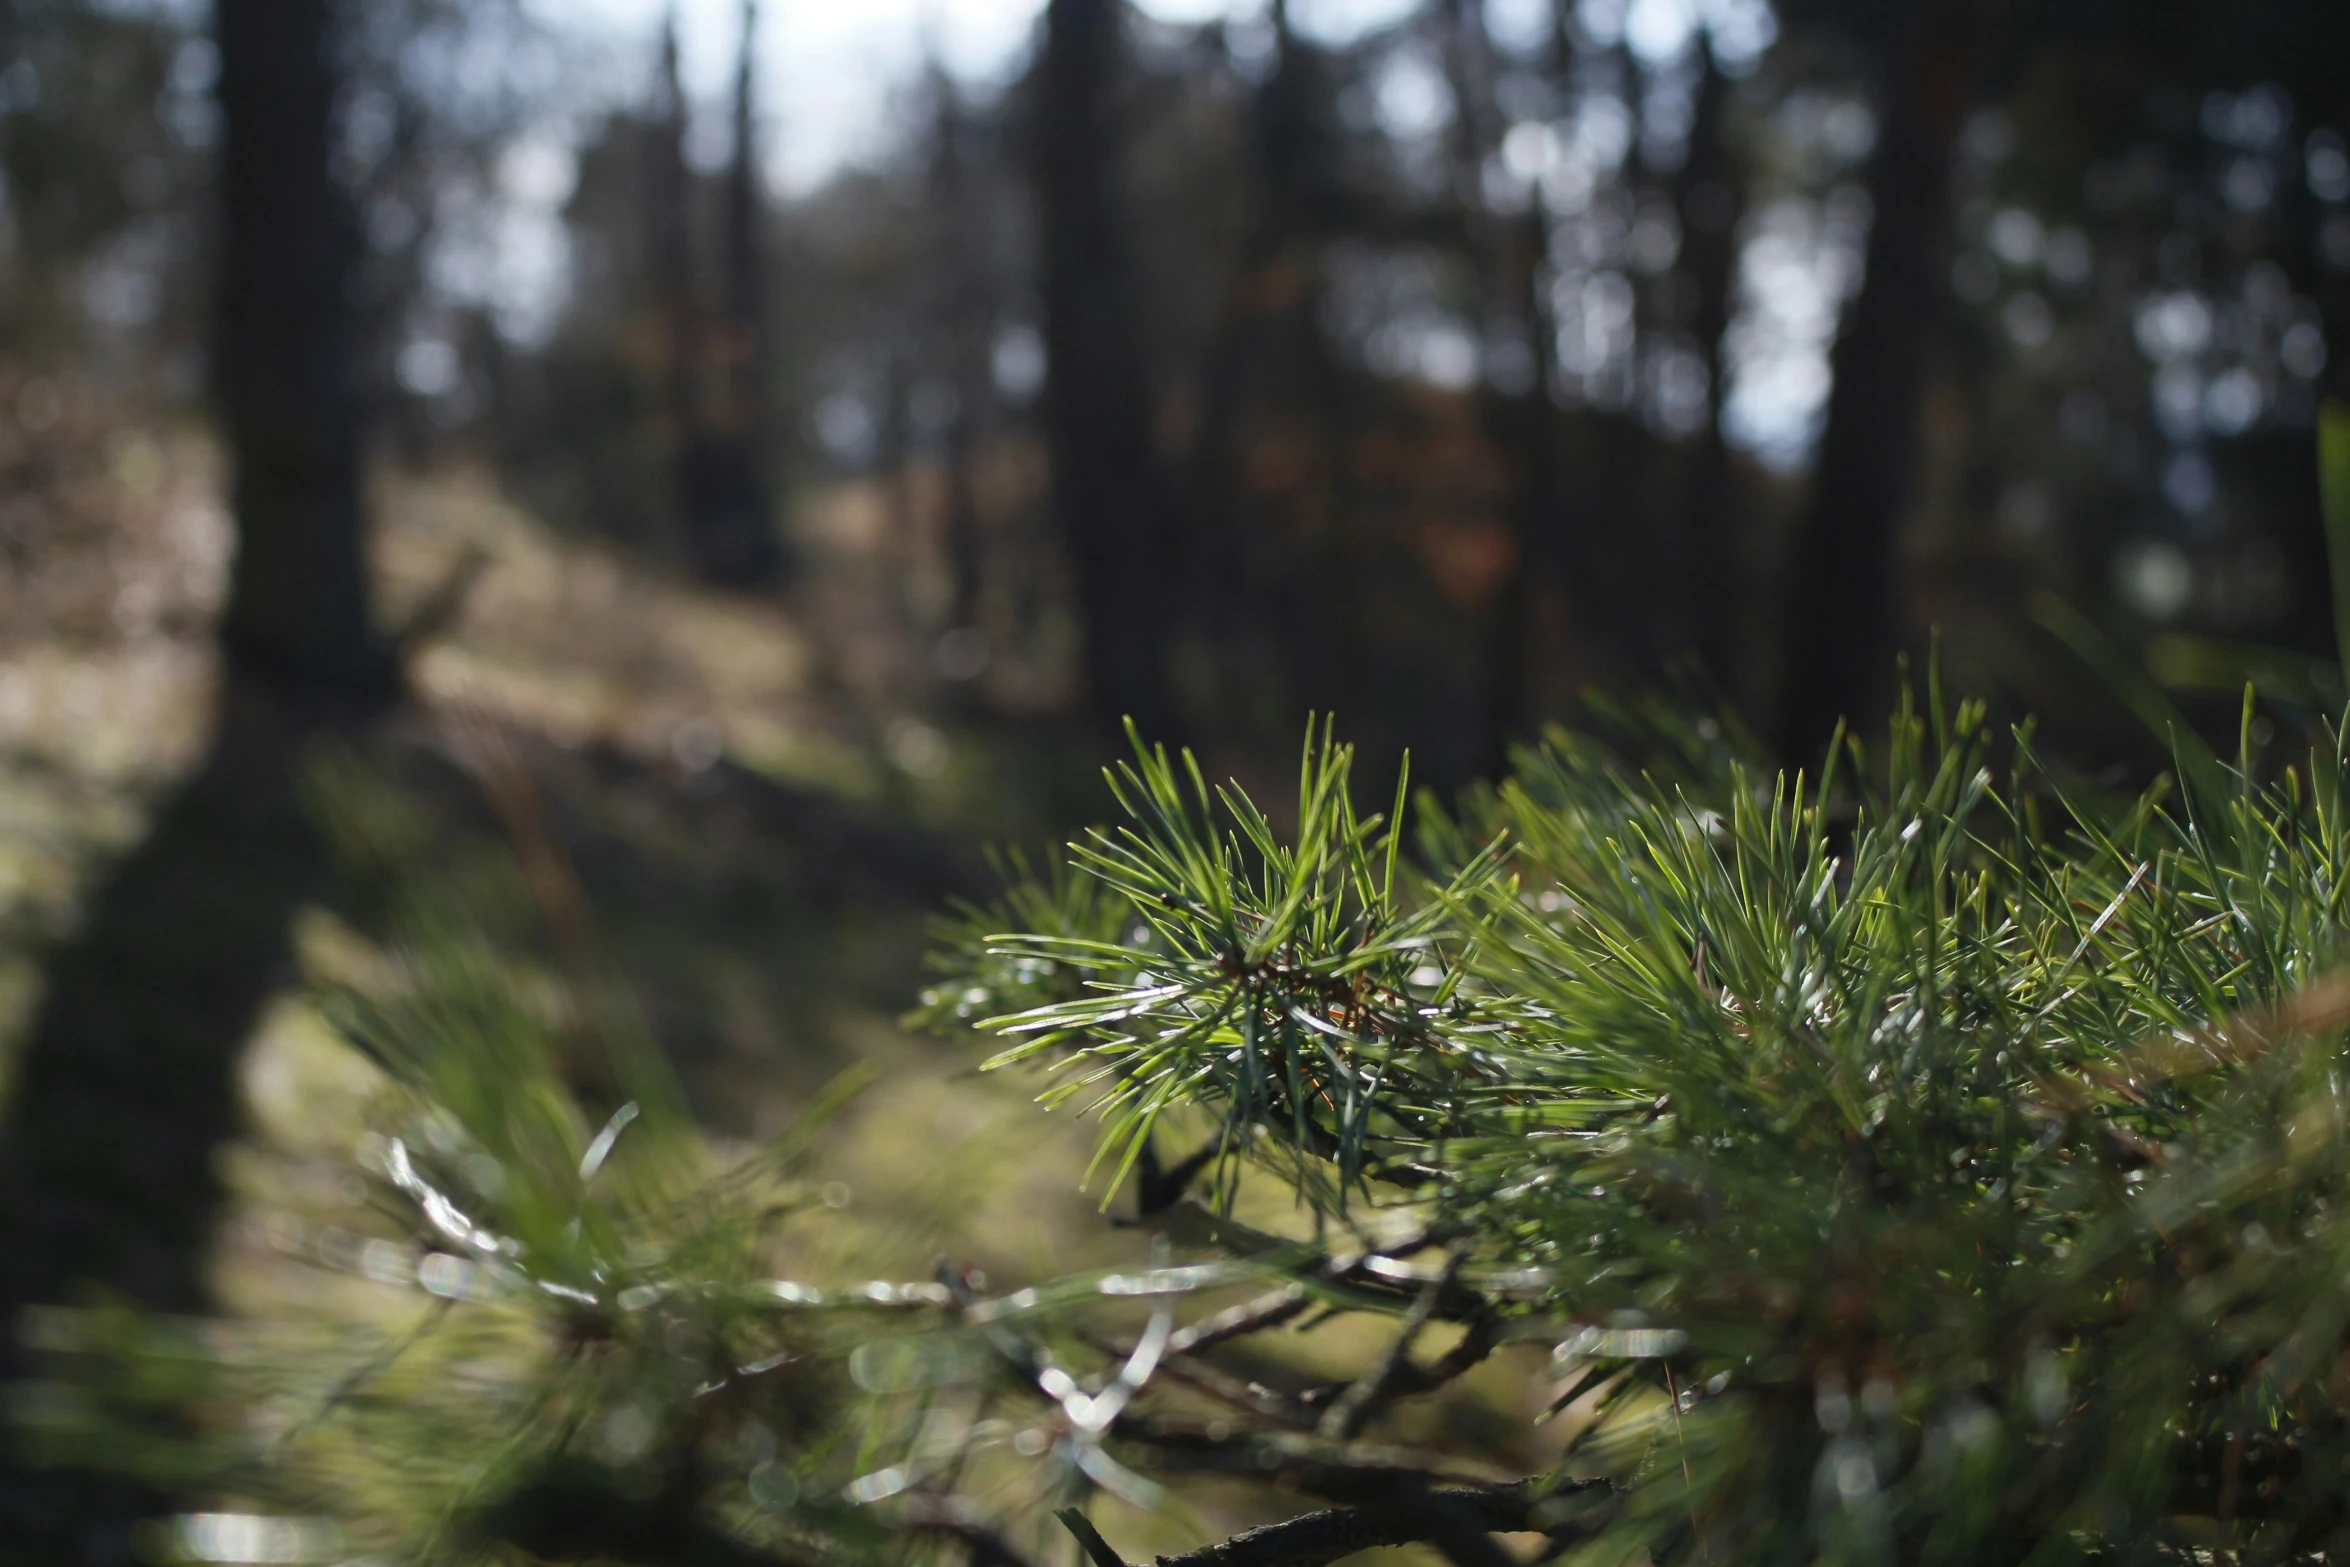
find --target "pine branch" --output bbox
[1138,1481,1604,1567]
[1317,1261,1454,1440]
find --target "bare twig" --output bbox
[1057,1508,1131,1567]
[1297,1311,1499,1417]
[1120,1419,1517,1497]
[268,1296,452,1459]
[1147,1504,1441,1567]
[1077,1328,1317,1427]
[1141,1481,1608,1567]
[1400,1486,1523,1567]
[1318,1261,1455,1440]
[1166,1284,1311,1358]
[895,1496,1042,1567]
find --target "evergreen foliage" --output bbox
[41,689,2350,1567]
[924,695,2350,1566]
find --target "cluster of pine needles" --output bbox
[33,679,2350,1567]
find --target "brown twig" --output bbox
[1077,1327,1317,1427]
[1296,1311,1499,1415]
[1140,1481,1607,1567]
[1120,1418,1517,1496]
[1165,1284,1312,1358]
[1318,1261,1456,1440]
[896,1496,1042,1567]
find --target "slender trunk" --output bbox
[1181,2,1336,731]
[1776,1,1978,763]
[1675,38,1739,688]
[877,351,918,624]
[1481,209,1563,781]
[213,0,390,699]
[1181,1,1309,553]
[1035,0,1178,742]
[1471,0,1575,776]
[1540,30,1654,693]
[929,64,988,632]
[650,9,700,545]
[682,0,785,587]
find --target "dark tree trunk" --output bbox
[651,7,696,451]
[1178,1,1335,736]
[1547,37,1660,695]
[1035,0,1179,743]
[928,63,989,634]
[1672,37,1740,689]
[680,0,785,588]
[1776,1,1978,764]
[213,0,391,699]
[0,0,388,1552]
[1463,0,1575,779]
[1177,22,1297,604]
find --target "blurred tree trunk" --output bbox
[928,61,989,635]
[650,9,700,543]
[1526,31,1657,716]
[687,0,785,587]
[1776,1,1979,762]
[0,0,387,1552]
[1035,0,1179,743]
[1181,0,1311,567]
[1440,0,1568,778]
[213,0,390,697]
[1672,35,1740,690]
[877,349,918,622]
[1179,1,1350,737]
[673,0,785,588]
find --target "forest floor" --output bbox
[0,410,1558,1562]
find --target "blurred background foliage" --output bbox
[5,0,2350,1559]
[8,0,2350,781]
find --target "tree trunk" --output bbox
[1544,36,1659,696]
[213,0,391,699]
[928,62,989,634]
[681,0,785,588]
[651,7,695,458]
[1673,37,1740,690]
[1175,2,1334,740]
[1464,0,1575,779]
[1035,0,1179,743]
[1776,1,1978,763]
[0,0,386,1551]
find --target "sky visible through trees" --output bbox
[469,0,1832,462]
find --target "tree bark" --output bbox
[1035,0,1180,743]
[212,0,393,699]
[1673,37,1740,690]
[680,0,785,588]
[928,62,989,633]
[0,0,389,1552]
[1775,1,1978,764]
[1462,0,1575,779]
[651,6,696,464]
